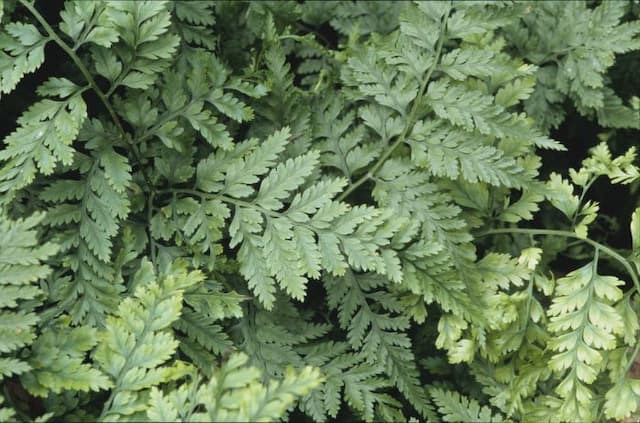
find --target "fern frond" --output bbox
[238,299,329,379]
[0,81,87,198]
[409,121,524,187]
[604,377,640,420]
[190,127,401,308]
[431,387,504,422]
[95,265,203,420]
[329,1,401,36]
[325,271,435,420]
[59,1,118,49]
[21,322,111,397]
[147,352,322,422]
[546,258,625,421]
[0,20,48,97]
[171,1,216,49]
[313,97,382,180]
[509,1,640,130]
[39,119,131,325]
[0,213,57,381]
[101,0,179,90]
[251,39,310,149]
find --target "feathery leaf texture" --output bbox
[95,265,203,420]
[0,0,639,421]
[0,213,57,382]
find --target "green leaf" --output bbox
[604,378,640,420]
[103,0,179,91]
[183,102,233,150]
[60,1,118,48]
[0,22,47,97]
[197,127,290,196]
[546,260,626,420]
[325,272,435,420]
[431,388,503,422]
[256,151,319,211]
[409,122,523,187]
[95,265,203,420]
[22,324,111,397]
[0,213,57,383]
[0,92,87,196]
[438,48,502,81]
[546,173,579,219]
[146,387,178,421]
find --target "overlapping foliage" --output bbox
[1,0,639,421]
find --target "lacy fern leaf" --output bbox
[1,1,639,421]
[95,265,203,420]
[431,388,504,422]
[0,213,57,380]
[546,258,625,421]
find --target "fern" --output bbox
[21,321,111,397]
[507,0,640,130]
[0,19,48,98]
[1,1,640,422]
[0,213,57,379]
[431,388,504,422]
[192,126,401,308]
[39,119,130,326]
[0,213,56,420]
[0,80,87,199]
[170,1,216,50]
[325,271,435,420]
[99,1,179,91]
[94,265,201,420]
[546,257,625,421]
[146,352,322,422]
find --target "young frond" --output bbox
[146,352,322,422]
[546,259,626,422]
[95,265,204,420]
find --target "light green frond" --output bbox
[95,265,203,420]
[546,259,626,421]
[0,213,57,383]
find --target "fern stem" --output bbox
[337,3,452,202]
[571,176,598,227]
[148,191,157,269]
[19,0,155,193]
[478,228,640,294]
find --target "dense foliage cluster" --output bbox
[1,0,640,421]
